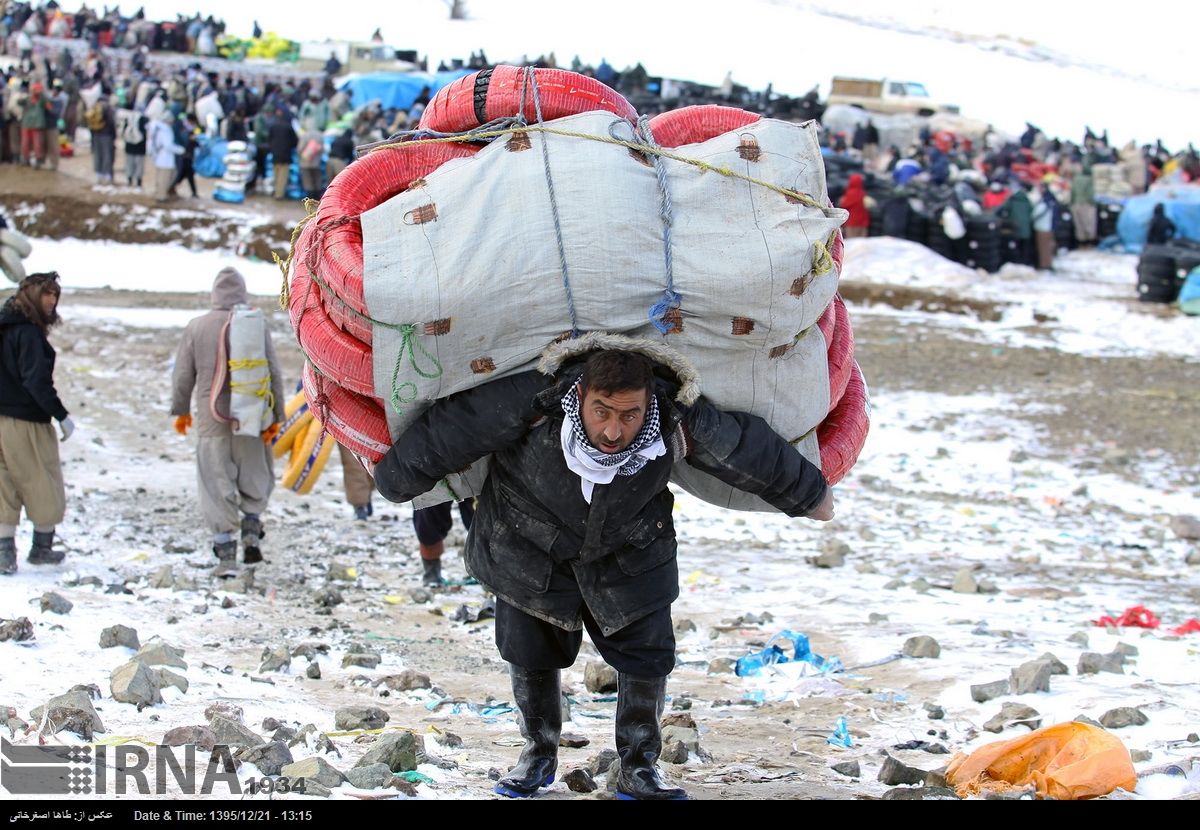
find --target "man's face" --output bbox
[40,291,59,318]
[579,385,649,454]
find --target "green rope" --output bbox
[388,324,443,414]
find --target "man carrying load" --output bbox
[374,340,833,800]
[171,267,285,572]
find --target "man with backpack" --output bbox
[86,88,116,184]
[122,108,149,188]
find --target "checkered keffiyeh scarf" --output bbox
[560,380,666,503]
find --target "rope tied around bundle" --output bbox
[388,323,444,415]
[227,357,275,412]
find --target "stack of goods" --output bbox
[214,140,254,203]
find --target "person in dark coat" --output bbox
[838,172,870,238]
[267,108,297,200]
[0,272,75,574]
[374,342,834,800]
[1146,204,1176,245]
[1000,186,1035,266]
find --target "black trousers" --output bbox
[496,598,675,678]
[412,500,474,545]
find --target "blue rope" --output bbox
[637,115,681,334]
[525,66,580,338]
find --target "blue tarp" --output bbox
[1115,184,1200,253]
[339,69,473,113]
[195,136,228,178]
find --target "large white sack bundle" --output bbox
[360,111,848,511]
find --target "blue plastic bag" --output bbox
[1179,266,1200,315]
[735,629,843,677]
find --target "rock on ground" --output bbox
[99,624,140,649]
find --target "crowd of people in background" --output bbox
[2,0,1197,261]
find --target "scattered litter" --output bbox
[1093,606,1160,629]
[827,716,852,748]
[736,630,842,677]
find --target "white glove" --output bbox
[59,416,75,442]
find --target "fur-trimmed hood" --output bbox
[536,331,701,405]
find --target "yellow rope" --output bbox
[368,125,828,210]
[229,359,275,412]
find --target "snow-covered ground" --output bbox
[2,232,1197,800]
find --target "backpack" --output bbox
[86,100,106,132]
[122,114,144,145]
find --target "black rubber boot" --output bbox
[241,515,264,564]
[27,531,64,565]
[495,665,561,798]
[0,537,16,575]
[421,557,443,587]
[615,674,688,801]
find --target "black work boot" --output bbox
[0,537,16,575]
[27,531,64,565]
[420,542,444,587]
[211,540,238,576]
[241,515,264,564]
[615,674,688,800]
[494,665,561,798]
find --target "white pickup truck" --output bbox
[826,77,958,116]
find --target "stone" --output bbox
[1077,652,1124,675]
[341,652,381,669]
[1099,707,1148,729]
[884,578,904,590]
[408,587,433,604]
[589,748,619,777]
[924,769,950,789]
[559,733,590,749]
[831,761,860,778]
[661,726,699,754]
[1187,548,1200,566]
[584,662,619,694]
[659,740,688,764]
[662,712,697,730]
[707,658,737,675]
[1009,660,1053,695]
[0,617,34,642]
[220,597,235,609]
[335,706,389,731]
[673,618,697,634]
[606,762,620,792]
[149,565,174,589]
[272,726,299,744]
[236,742,294,777]
[952,568,978,594]
[375,671,431,692]
[161,726,217,751]
[110,660,162,709]
[220,572,250,594]
[99,624,140,650]
[563,768,598,793]
[436,731,463,749]
[315,588,344,607]
[329,562,358,581]
[1170,515,1200,540]
[1130,750,1152,763]
[135,640,187,670]
[1038,652,1069,675]
[259,646,291,673]
[978,580,1000,594]
[1067,631,1089,647]
[869,613,890,624]
[281,757,347,790]
[970,680,1010,703]
[924,703,945,720]
[204,702,244,724]
[300,780,333,798]
[208,714,263,750]
[878,755,926,786]
[346,763,392,790]
[814,541,849,568]
[306,663,322,680]
[40,592,73,615]
[903,636,941,659]
[29,690,105,738]
[983,703,1042,734]
[882,787,959,800]
[910,577,933,593]
[1074,715,1103,728]
[155,668,189,694]
[354,731,423,773]
[1112,643,1139,658]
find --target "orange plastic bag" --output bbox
[945,722,1136,800]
